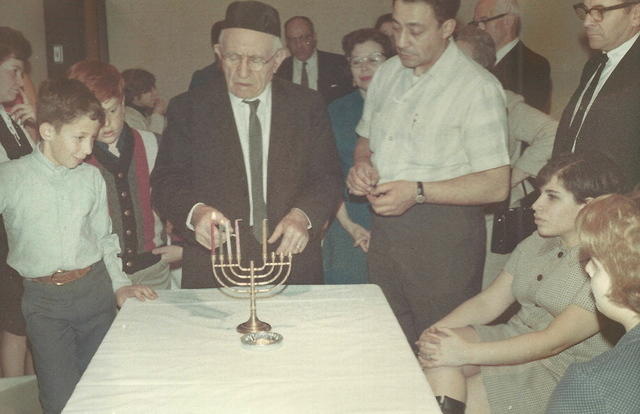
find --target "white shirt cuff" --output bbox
[186,202,205,231]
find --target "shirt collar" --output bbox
[228,82,272,106]
[294,50,318,67]
[415,39,458,82]
[604,31,640,65]
[33,142,69,174]
[496,37,519,64]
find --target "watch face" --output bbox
[416,194,426,204]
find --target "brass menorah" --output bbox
[211,219,292,334]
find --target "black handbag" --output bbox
[490,181,538,254]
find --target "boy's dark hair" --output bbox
[342,28,394,59]
[392,0,460,24]
[537,152,628,204]
[122,68,156,106]
[37,78,105,131]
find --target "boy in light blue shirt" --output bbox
[0,78,157,414]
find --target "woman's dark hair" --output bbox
[122,68,156,106]
[37,78,105,131]
[537,152,628,203]
[342,28,394,59]
[0,26,31,64]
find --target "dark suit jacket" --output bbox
[492,41,551,113]
[553,36,640,187]
[151,75,343,288]
[276,50,353,104]
[188,62,220,91]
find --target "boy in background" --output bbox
[0,78,156,414]
[68,61,181,289]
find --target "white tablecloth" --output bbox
[63,284,441,413]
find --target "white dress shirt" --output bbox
[292,51,318,91]
[356,40,509,183]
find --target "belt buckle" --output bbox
[51,270,66,286]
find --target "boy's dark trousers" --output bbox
[21,260,117,414]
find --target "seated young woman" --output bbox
[416,152,627,414]
[547,193,640,413]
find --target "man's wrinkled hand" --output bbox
[191,205,230,250]
[369,181,416,216]
[268,209,309,255]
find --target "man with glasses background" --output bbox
[152,1,342,289]
[473,0,552,113]
[276,16,353,104]
[553,0,640,188]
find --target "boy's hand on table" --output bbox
[115,285,158,307]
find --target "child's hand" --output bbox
[115,285,158,307]
[152,245,183,264]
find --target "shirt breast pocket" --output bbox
[409,125,470,167]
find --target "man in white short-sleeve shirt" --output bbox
[347,0,510,350]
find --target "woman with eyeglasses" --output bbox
[417,152,625,414]
[547,192,640,413]
[322,28,392,285]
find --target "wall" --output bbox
[0,0,48,91]
[1,1,591,120]
[106,0,391,103]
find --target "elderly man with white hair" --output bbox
[472,0,552,112]
[152,0,342,289]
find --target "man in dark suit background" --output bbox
[554,0,640,187]
[152,1,343,288]
[473,0,551,112]
[276,16,353,103]
[188,20,224,91]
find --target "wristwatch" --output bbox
[415,182,426,204]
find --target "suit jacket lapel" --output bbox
[591,36,640,109]
[267,79,297,218]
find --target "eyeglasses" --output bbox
[220,51,278,71]
[469,13,508,26]
[573,2,640,22]
[348,52,387,68]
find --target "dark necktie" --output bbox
[301,61,309,88]
[567,52,609,148]
[243,99,266,241]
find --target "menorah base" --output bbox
[237,318,271,334]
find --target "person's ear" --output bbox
[441,18,456,40]
[39,122,55,142]
[214,44,223,61]
[272,48,289,73]
[631,3,640,27]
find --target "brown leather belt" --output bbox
[30,266,92,286]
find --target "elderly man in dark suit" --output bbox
[553,0,640,187]
[473,0,551,112]
[276,16,353,103]
[152,1,342,288]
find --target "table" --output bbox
[63,285,441,413]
